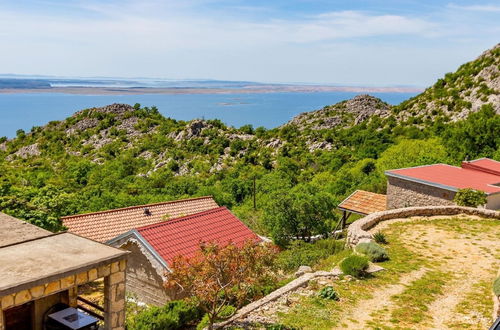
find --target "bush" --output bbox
[130,300,202,330]
[196,305,236,330]
[454,188,487,207]
[355,242,389,262]
[340,255,369,278]
[494,277,500,296]
[318,286,339,300]
[276,239,344,272]
[373,231,387,244]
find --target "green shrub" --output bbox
[318,286,339,300]
[453,188,487,207]
[340,255,369,278]
[373,231,387,244]
[355,242,389,262]
[196,305,236,330]
[494,277,500,296]
[130,300,202,330]
[276,239,344,272]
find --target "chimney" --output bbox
[144,208,151,216]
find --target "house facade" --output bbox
[108,207,261,306]
[385,158,500,210]
[62,196,225,306]
[0,213,128,330]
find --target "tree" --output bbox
[453,188,487,207]
[164,241,277,330]
[263,183,337,246]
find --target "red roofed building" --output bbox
[385,158,500,210]
[62,196,219,243]
[107,207,261,305]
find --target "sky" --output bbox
[0,0,499,86]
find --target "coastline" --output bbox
[0,85,423,95]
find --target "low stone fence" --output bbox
[346,206,500,247]
[214,269,341,328]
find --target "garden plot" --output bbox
[244,216,500,330]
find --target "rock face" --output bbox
[8,143,41,159]
[286,94,391,131]
[396,43,499,121]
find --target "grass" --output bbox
[272,217,500,329]
[447,280,494,329]
[388,270,451,325]
[277,229,424,329]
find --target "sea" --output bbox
[0,91,417,138]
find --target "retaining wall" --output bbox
[346,206,500,247]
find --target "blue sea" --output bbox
[0,92,416,138]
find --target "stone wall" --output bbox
[214,269,341,328]
[122,241,172,306]
[0,260,127,330]
[346,205,500,247]
[387,176,456,209]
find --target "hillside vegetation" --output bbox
[0,44,498,238]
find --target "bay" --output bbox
[0,91,416,138]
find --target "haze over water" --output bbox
[0,91,416,138]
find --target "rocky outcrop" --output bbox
[396,43,499,122]
[286,94,391,131]
[7,143,41,160]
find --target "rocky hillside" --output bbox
[395,43,499,121]
[286,94,391,130]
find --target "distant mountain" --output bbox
[0,79,51,89]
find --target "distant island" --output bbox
[0,76,422,95]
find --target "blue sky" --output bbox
[0,0,499,86]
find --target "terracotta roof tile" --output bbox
[387,163,500,194]
[338,190,387,215]
[62,196,219,243]
[137,207,260,265]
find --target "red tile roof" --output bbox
[338,190,387,215]
[462,158,500,176]
[386,160,500,194]
[62,196,219,243]
[136,207,261,265]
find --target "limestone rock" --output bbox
[294,265,313,277]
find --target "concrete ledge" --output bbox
[346,206,500,247]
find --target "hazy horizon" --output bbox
[0,1,498,87]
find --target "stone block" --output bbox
[14,290,31,305]
[119,259,126,271]
[30,285,45,299]
[1,295,14,309]
[115,283,125,301]
[111,262,120,274]
[110,299,125,312]
[88,268,98,281]
[98,265,111,278]
[76,271,88,285]
[109,272,125,285]
[45,281,61,295]
[111,312,118,327]
[60,275,76,289]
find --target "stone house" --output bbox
[385,158,500,210]
[107,207,261,306]
[0,212,128,330]
[62,197,221,305]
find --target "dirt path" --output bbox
[362,217,500,329]
[340,267,428,329]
